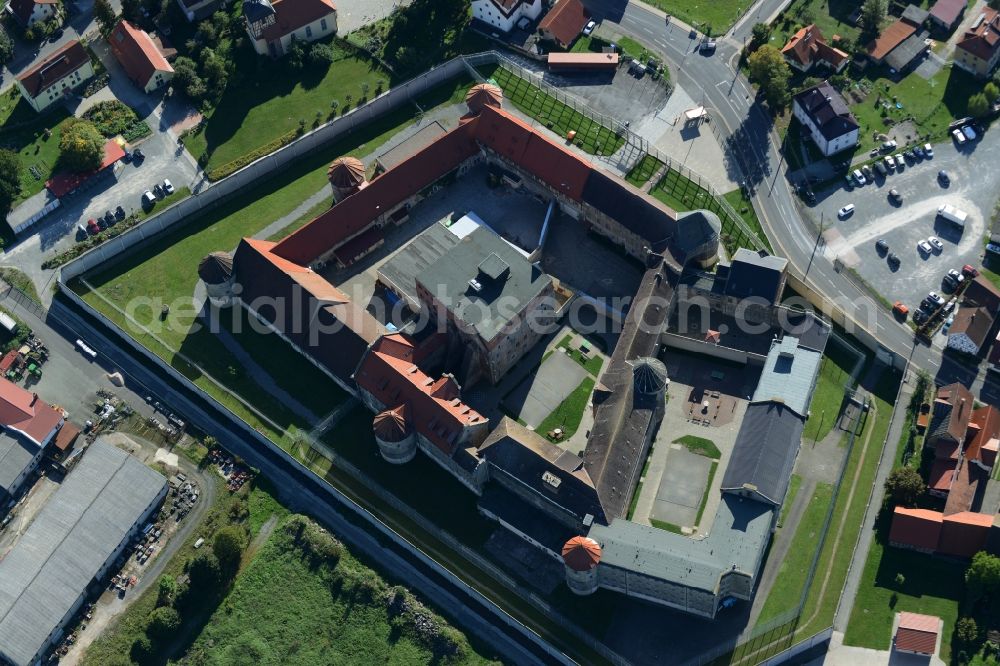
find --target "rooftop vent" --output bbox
[468,278,483,292]
[542,471,562,489]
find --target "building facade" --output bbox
[244,0,337,58]
[472,0,542,32]
[6,0,58,27]
[954,8,1000,78]
[109,20,174,92]
[15,40,94,113]
[792,81,860,156]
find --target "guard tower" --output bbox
[327,156,367,203]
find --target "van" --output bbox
[852,169,866,185]
[937,204,968,228]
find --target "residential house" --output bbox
[780,24,849,73]
[472,0,542,33]
[867,13,931,73]
[948,275,1000,355]
[15,40,94,113]
[955,7,1000,78]
[5,0,58,27]
[791,81,860,156]
[243,0,337,58]
[538,0,588,48]
[0,377,65,505]
[109,20,175,92]
[929,0,968,33]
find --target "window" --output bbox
[305,25,312,38]
[321,18,327,31]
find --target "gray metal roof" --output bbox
[884,31,930,71]
[590,494,773,592]
[0,432,38,499]
[752,336,822,417]
[416,227,551,343]
[376,121,448,172]
[0,440,166,666]
[724,248,788,302]
[721,402,805,506]
[377,222,460,305]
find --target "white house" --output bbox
[243,0,337,58]
[109,20,174,93]
[15,40,94,113]
[472,0,543,33]
[791,81,860,157]
[5,0,58,27]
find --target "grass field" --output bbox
[778,474,803,527]
[650,518,685,534]
[536,377,596,440]
[0,267,40,303]
[183,514,493,665]
[0,91,72,205]
[674,434,721,459]
[695,461,718,527]
[722,189,772,252]
[483,65,626,156]
[805,356,852,442]
[185,53,391,177]
[553,334,604,376]
[643,0,747,33]
[755,482,834,626]
[625,154,663,188]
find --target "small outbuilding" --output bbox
[894,612,941,656]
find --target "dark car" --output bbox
[122,150,132,164]
[103,210,115,226]
[904,150,915,162]
[49,27,64,41]
[887,252,900,266]
[938,170,950,184]
[914,145,925,158]
[133,148,145,163]
[914,310,929,325]
[876,239,889,254]
[889,189,902,203]
[153,183,164,198]
[115,205,126,220]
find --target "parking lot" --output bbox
[806,132,1000,314]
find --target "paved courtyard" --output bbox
[502,352,587,429]
[806,132,1000,313]
[651,446,712,527]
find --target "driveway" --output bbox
[804,135,1000,314]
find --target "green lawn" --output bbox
[770,0,862,53]
[722,189,772,252]
[183,514,493,665]
[625,154,663,188]
[553,333,604,376]
[650,518,685,534]
[805,356,852,441]
[778,474,803,527]
[185,53,392,178]
[755,482,834,626]
[0,267,40,303]
[0,91,71,205]
[643,0,748,33]
[694,461,718,527]
[535,377,596,440]
[844,532,964,662]
[482,65,626,156]
[674,434,721,459]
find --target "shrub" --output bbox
[82,100,140,137]
[309,43,336,65]
[58,119,105,172]
[146,606,181,642]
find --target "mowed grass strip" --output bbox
[805,356,852,442]
[674,434,721,459]
[536,377,596,439]
[642,0,747,32]
[484,65,625,156]
[625,154,663,188]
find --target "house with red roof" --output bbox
[538,0,588,48]
[894,612,941,657]
[109,20,175,92]
[5,0,59,27]
[955,7,1000,78]
[929,0,968,32]
[15,40,94,113]
[0,375,67,503]
[243,0,337,58]
[780,24,849,73]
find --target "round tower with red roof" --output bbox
[327,156,367,203]
[562,535,601,595]
[465,83,503,115]
[373,404,416,464]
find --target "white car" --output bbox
[141,191,156,207]
[928,236,944,251]
[944,313,955,330]
[918,239,933,254]
[953,128,967,144]
[963,125,977,141]
[884,155,895,172]
[852,169,866,185]
[838,204,856,218]
[583,19,597,35]
[923,143,934,158]
[894,154,905,169]
[928,291,945,306]
[948,268,965,283]
[162,178,175,195]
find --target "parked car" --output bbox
[861,165,874,181]
[947,268,965,285]
[938,170,950,184]
[103,210,115,226]
[928,236,944,251]
[884,155,895,172]
[700,38,717,53]
[914,145,924,158]
[962,264,979,278]
[142,191,156,207]
[875,161,887,176]
[876,238,889,254]
[918,239,933,254]
[920,297,937,313]
[963,125,977,141]
[953,128,967,144]
[115,205,126,220]
[943,313,955,330]
[924,143,934,158]
[892,301,909,318]
[914,310,929,325]
[928,291,945,306]
[133,148,145,162]
[881,140,898,152]
[162,179,174,195]
[838,204,856,218]
[583,19,597,35]
[889,189,901,203]
[903,149,915,162]
[888,252,900,267]
[852,169,866,186]
[86,218,100,235]
[894,154,905,169]
[153,183,164,198]
[122,149,132,164]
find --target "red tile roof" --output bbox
[16,40,91,98]
[889,507,943,551]
[0,378,62,446]
[957,8,1000,62]
[896,612,939,654]
[868,19,917,61]
[943,459,985,516]
[354,333,487,455]
[966,405,1000,465]
[930,0,967,27]
[939,511,994,558]
[46,140,126,198]
[109,20,173,89]
[259,0,337,42]
[929,458,956,491]
[562,535,602,571]
[538,0,588,47]
[52,421,80,452]
[781,24,849,69]
[964,275,1000,315]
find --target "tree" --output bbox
[884,466,925,507]
[188,551,222,591]
[860,0,888,40]
[94,0,117,35]
[749,22,771,51]
[967,552,1000,600]
[130,635,154,664]
[969,92,990,118]
[213,525,247,578]
[309,43,335,65]
[146,606,181,642]
[985,82,999,102]
[894,573,906,586]
[201,50,228,100]
[156,574,177,606]
[0,149,20,217]
[0,25,13,66]
[747,45,792,108]
[121,0,141,22]
[957,616,979,646]
[58,119,105,173]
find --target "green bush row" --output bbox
[205,129,297,181]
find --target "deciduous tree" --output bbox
[884,465,925,507]
[94,0,117,35]
[0,25,13,66]
[860,0,888,40]
[213,525,247,579]
[146,606,181,642]
[747,45,792,108]
[58,119,105,173]
[0,149,20,217]
[967,551,1000,600]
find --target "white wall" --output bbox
[472,0,542,33]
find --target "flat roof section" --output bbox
[377,222,461,307]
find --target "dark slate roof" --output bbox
[581,170,676,251]
[478,417,606,526]
[723,248,788,302]
[884,32,930,71]
[721,402,805,506]
[674,210,722,263]
[793,81,860,142]
[901,4,930,26]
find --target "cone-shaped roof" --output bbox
[633,357,668,395]
[373,404,410,442]
[197,251,233,285]
[328,156,366,188]
[465,83,503,114]
[562,536,602,571]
